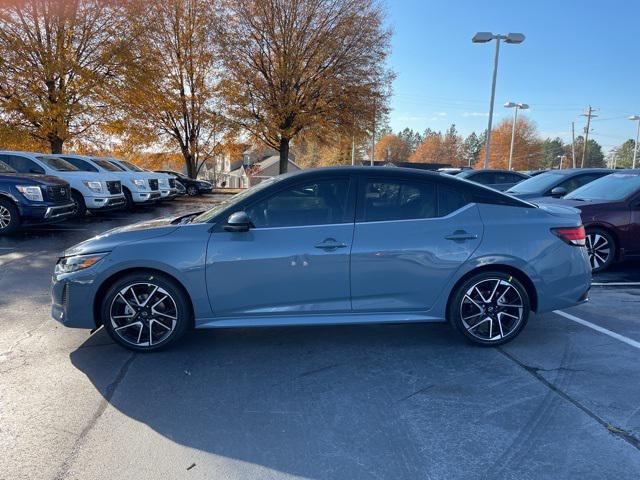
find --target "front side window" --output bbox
[557,173,605,193]
[246,178,350,228]
[93,159,122,172]
[62,157,98,172]
[36,156,78,171]
[363,178,436,222]
[2,155,45,174]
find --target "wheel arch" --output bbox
[446,264,538,316]
[93,267,195,329]
[0,192,19,207]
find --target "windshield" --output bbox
[0,160,16,173]
[120,160,144,172]
[506,172,564,194]
[61,157,98,172]
[192,177,281,223]
[36,156,79,172]
[566,173,640,201]
[93,159,122,172]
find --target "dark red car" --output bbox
[548,170,640,272]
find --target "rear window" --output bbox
[36,156,78,172]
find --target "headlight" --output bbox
[83,181,103,193]
[16,185,43,201]
[55,253,108,274]
[131,178,147,189]
[198,181,211,187]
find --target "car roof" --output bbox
[543,168,614,176]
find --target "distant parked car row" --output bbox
[0,151,212,235]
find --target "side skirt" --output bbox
[195,312,445,329]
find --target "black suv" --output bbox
[0,160,75,234]
[155,170,213,196]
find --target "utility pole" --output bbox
[370,98,376,166]
[557,154,566,170]
[571,121,576,168]
[581,106,597,168]
[629,115,640,169]
[351,137,355,166]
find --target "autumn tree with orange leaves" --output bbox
[478,116,542,170]
[374,134,411,162]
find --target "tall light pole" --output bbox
[629,115,640,169]
[504,102,529,170]
[472,32,525,169]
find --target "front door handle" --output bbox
[445,230,478,241]
[314,238,348,251]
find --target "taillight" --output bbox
[552,226,586,246]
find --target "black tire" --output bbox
[448,271,530,346]
[187,185,198,196]
[586,227,616,273]
[122,187,135,211]
[101,272,191,352]
[0,197,20,235]
[71,190,87,218]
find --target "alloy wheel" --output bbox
[0,205,11,229]
[586,233,610,270]
[460,278,524,342]
[109,282,178,347]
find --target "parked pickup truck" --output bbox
[0,159,75,234]
[55,154,162,210]
[98,157,178,201]
[0,151,126,217]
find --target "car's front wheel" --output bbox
[101,272,191,352]
[449,271,530,346]
[0,198,20,235]
[186,185,198,196]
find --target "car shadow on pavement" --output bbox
[68,322,518,478]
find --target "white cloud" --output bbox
[462,112,489,117]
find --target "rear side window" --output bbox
[557,173,606,193]
[1,154,45,174]
[246,178,350,228]
[363,179,437,222]
[470,172,496,184]
[438,185,468,216]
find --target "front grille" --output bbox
[47,185,70,203]
[106,181,122,194]
[169,178,176,188]
[149,179,159,191]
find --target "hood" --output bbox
[64,217,180,256]
[0,172,68,186]
[62,171,120,182]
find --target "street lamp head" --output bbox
[504,102,529,110]
[504,102,516,108]
[519,103,530,110]
[505,33,525,44]
[629,115,640,121]
[472,32,495,43]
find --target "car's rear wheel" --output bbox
[122,187,135,211]
[71,191,87,218]
[101,272,190,352]
[0,198,20,235]
[585,228,615,273]
[449,271,530,346]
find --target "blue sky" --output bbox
[385,0,640,153]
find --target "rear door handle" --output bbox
[445,230,478,241]
[314,238,348,250]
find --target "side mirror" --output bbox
[550,186,568,198]
[224,211,253,232]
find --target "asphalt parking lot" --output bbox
[1,197,640,480]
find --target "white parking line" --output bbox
[554,310,640,350]
[591,282,640,287]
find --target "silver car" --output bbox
[51,167,591,351]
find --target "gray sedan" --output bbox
[51,167,591,351]
[506,168,613,200]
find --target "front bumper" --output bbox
[20,202,76,224]
[51,270,100,329]
[159,188,179,199]
[86,194,127,211]
[132,191,161,204]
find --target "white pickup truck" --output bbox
[56,154,162,210]
[97,157,177,202]
[0,151,126,217]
